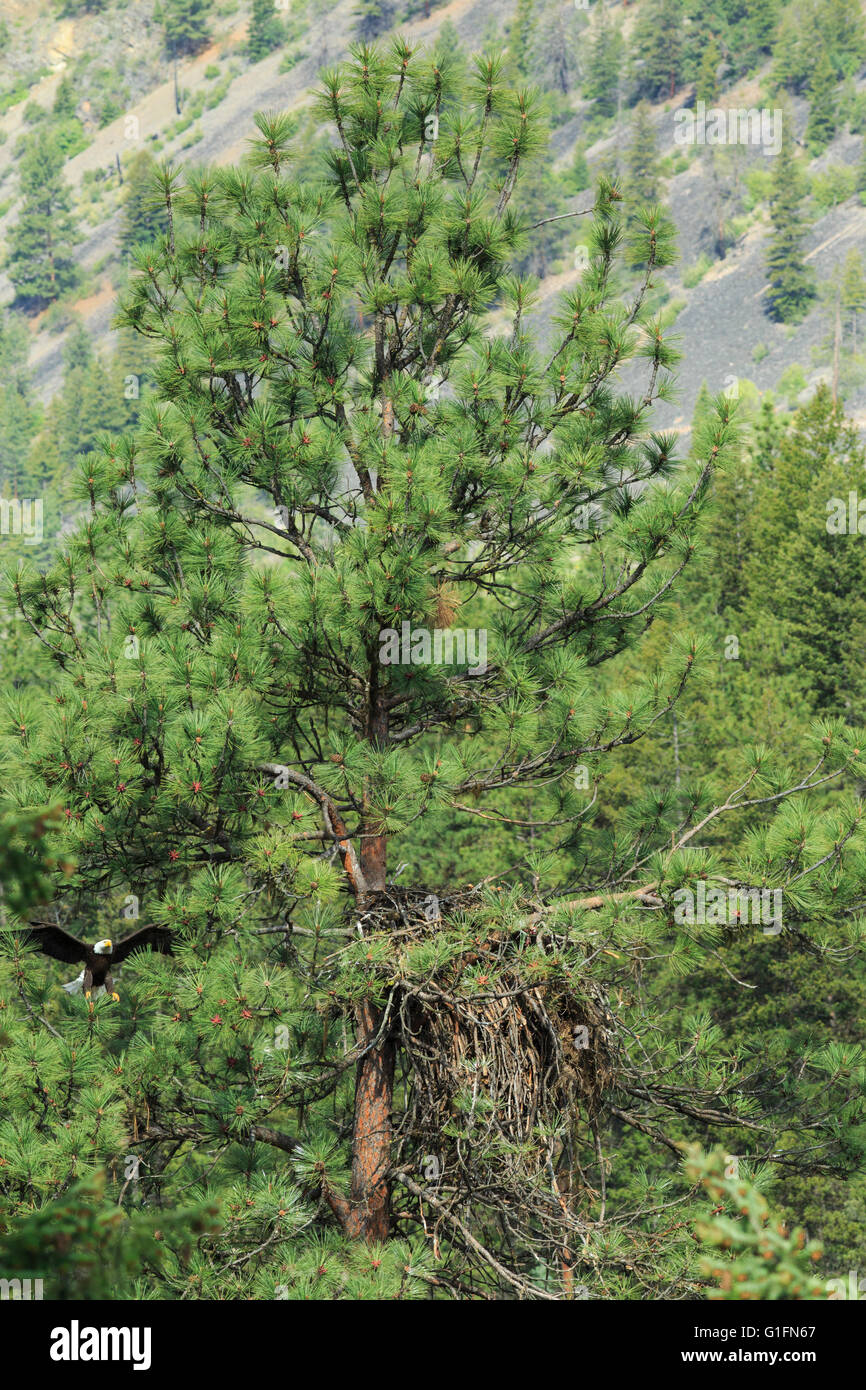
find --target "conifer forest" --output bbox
[1,0,866,1333]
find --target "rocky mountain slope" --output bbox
[2,0,865,432]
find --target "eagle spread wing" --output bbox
[112,926,173,963]
[22,923,90,965]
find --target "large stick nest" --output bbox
[354,888,621,1169]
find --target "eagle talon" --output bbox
[110,992,120,1002]
[84,989,91,999]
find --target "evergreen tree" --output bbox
[741,0,780,65]
[1,45,862,1303]
[624,101,662,265]
[7,135,80,310]
[565,142,590,194]
[765,114,815,324]
[840,247,866,352]
[507,0,536,82]
[157,0,213,56]
[749,392,783,472]
[630,0,684,101]
[512,156,568,278]
[31,324,131,491]
[820,248,866,390]
[119,150,170,257]
[696,36,721,106]
[625,101,661,205]
[819,0,866,76]
[584,9,624,121]
[745,388,866,718]
[432,19,463,66]
[431,19,468,85]
[0,313,41,499]
[528,0,583,96]
[248,0,285,62]
[805,48,838,153]
[52,74,77,120]
[772,6,812,93]
[688,379,714,450]
[50,73,87,157]
[705,141,746,259]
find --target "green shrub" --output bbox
[810,164,856,212]
[778,363,807,402]
[744,166,773,209]
[683,253,713,289]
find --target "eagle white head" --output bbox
[93,938,113,955]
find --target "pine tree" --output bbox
[53,323,130,461]
[805,48,838,153]
[625,101,661,206]
[119,150,169,257]
[431,19,468,88]
[696,37,721,106]
[819,0,866,76]
[157,0,213,56]
[689,380,715,451]
[507,0,536,82]
[741,0,779,65]
[772,6,812,93]
[746,387,866,717]
[821,248,866,389]
[0,313,42,499]
[248,0,285,62]
[584,9,624,121]
[52,75,77,120]
[840,247,866,351]
[7,134,80,310]
[624,101,662,265]
[566,143,590,194]
[528,0,583,96]
[511,156,568,277]
[2,45,862,1302]
[765,114,815,324]
[705,142,746,259]
[630,0,684,101]
[432,19,463,67]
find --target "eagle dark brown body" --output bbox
[20,922,173,1000]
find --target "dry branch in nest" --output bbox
[396,970,618,1155]
[344,886,626,1295]
[353,887,620,1182]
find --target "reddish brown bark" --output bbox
[346,997,395,1241]
[342,668,393,1241]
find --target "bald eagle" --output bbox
[21,923,173,1001]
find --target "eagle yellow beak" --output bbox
[105,940,112,950]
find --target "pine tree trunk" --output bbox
[346,996,395,1241]
[346,677,393,1241]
